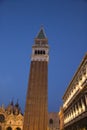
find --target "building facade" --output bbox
[58,107,64,130]
[48,112,59,130]
[0,103,59,130]
[60,53,87,130]
[0,102,23,130]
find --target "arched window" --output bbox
[49,118,53,124]
[43,50,45,54]
[38,50,40,54]
[0,126,2,130]
[40,50,42,54]
[59,119,60,124]
[35,50,37,54]
[7,127,12,130]
[16,128,21,130]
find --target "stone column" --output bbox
[78,102,81,114]
[85,94,87,106]
[86,64,87,77]
[75,104,79,116]
[81,98,85,112]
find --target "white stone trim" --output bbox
[31,55,49,62]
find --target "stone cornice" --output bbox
[63,53,87,100]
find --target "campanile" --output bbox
[23,27,49,130]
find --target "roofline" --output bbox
[35,26,47,39]
[62,52,87,99]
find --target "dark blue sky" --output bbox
[0,0,87,112]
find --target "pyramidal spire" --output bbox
[36,25,47,39]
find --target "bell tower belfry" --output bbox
[23,27,49,130]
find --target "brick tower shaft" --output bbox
[23,27,49,130]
